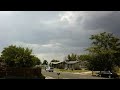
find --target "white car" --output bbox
[46,67,54,72]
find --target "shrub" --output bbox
[113,66,119,72]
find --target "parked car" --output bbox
[97,71,119,79]
[46,67,54,72]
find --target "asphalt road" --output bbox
[41,69,108,79]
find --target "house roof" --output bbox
[65,61,79,64]
[51,62,61,64]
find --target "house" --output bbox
[65,61,81,70]
[50,62,61,68]
[50,60,88,70]
[50,61,66,69]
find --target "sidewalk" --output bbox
[45,76,55,79]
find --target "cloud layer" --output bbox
[0,11,120,62]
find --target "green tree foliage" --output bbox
[0,57,4,62]
[42,60,48,65]
[1,45,41,67]
[86,32,120,71]
[67,53,77,61]
[50,59,59,62]
[77,54,91,68]
[77,54,92,61]
[32,56,41,65]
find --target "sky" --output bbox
[0,11,120,63]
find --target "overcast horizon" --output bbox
[0,11,120,63]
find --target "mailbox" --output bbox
[57,73,60,75]
[57,73,60,79]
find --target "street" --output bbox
[41,69,108,79]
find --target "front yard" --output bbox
[117,68,120,75]
[54,68,90,73]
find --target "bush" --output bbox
[1,45,41,67]
[113,66,119,73]
[38,74,45,79]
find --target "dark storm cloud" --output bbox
[81,11,120,35]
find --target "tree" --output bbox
[42,60,48,65]
[1,45,41,67]
[86,32,120,71]
[77,54,91,61]
[50,59,59,62]
[77,54,91,68]
[67,53,77,61]
[0,57,4,62]
[32,56,41,65]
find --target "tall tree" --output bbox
[67,53,77,61]
[86,32,120,71]
[1,45,41,67]
[32,56,41,65]
[42,60,48,65]
[77,54,91,61]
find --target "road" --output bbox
[41,69,108,79]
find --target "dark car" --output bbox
[97,71,119,79]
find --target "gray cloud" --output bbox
[0,11,120,62]
[81,11,120,35]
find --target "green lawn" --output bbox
[117,68,120,75]
[54,68,90,73]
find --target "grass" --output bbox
[117,68,120,75]
[54,68,90,73]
